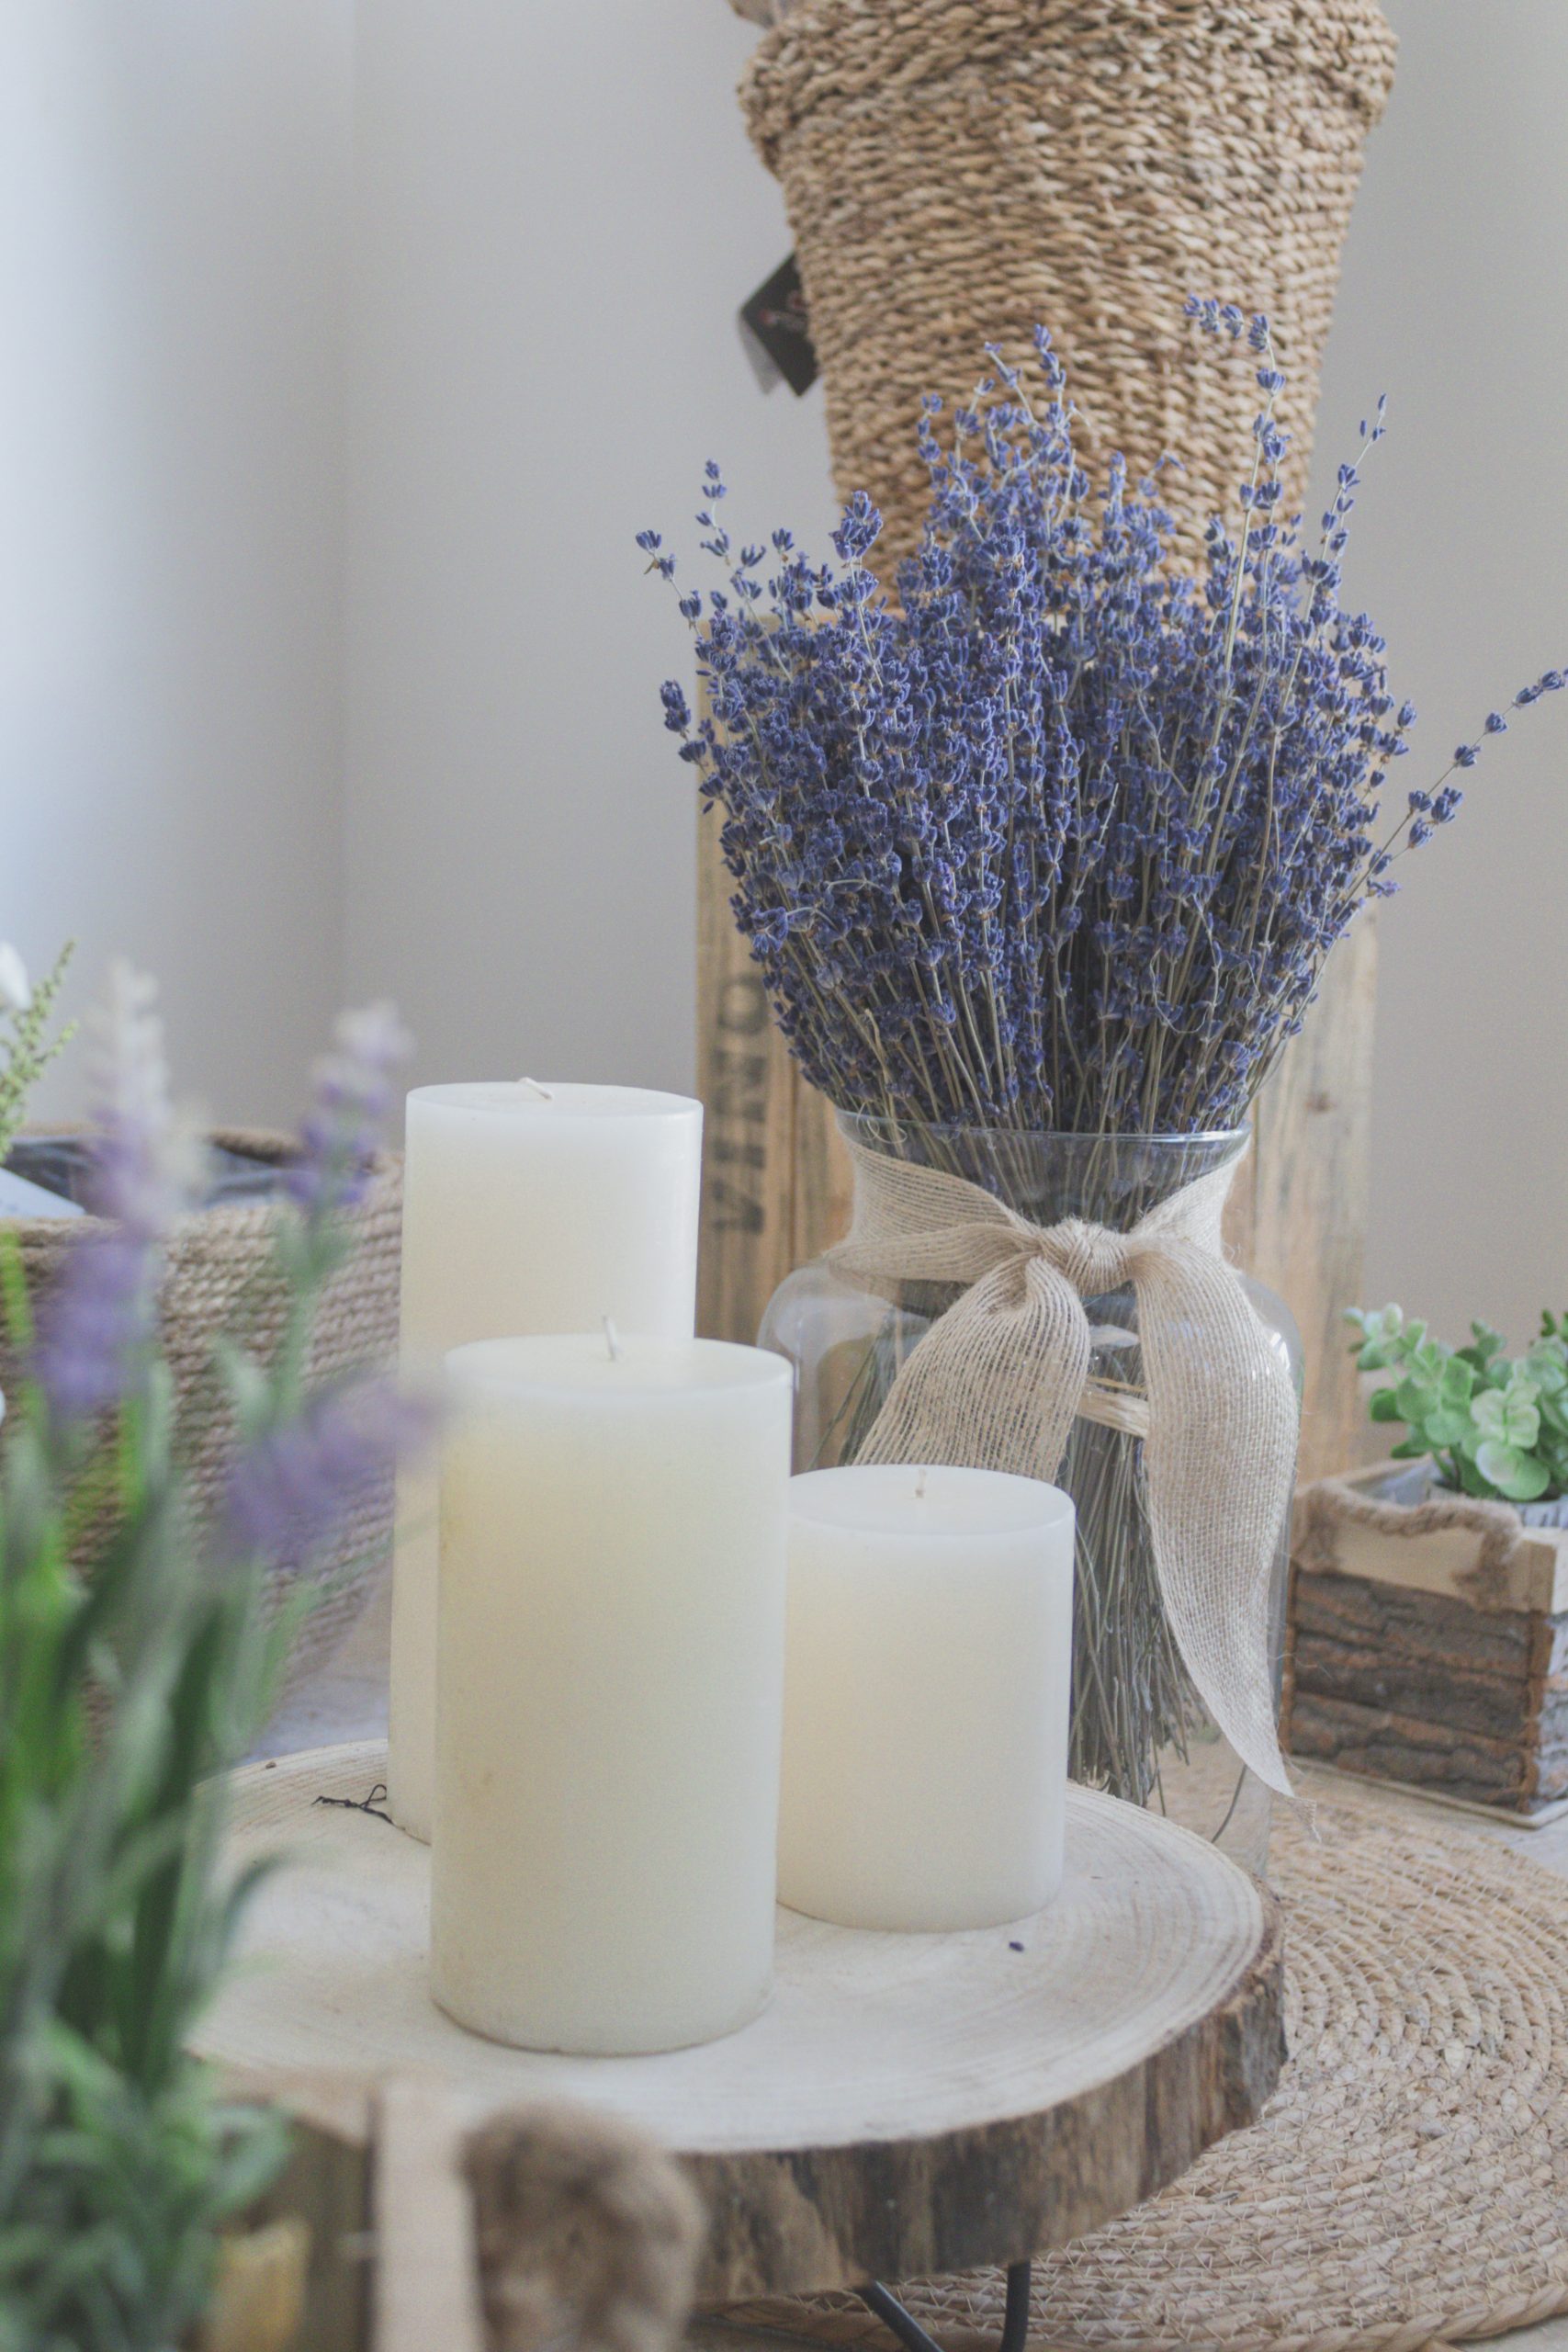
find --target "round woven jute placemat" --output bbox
[709,1797,1568,2352]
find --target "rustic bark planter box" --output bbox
[1283,1459,1568,1820]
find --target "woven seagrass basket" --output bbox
[739,0,1397,569]
[0,1130,403,1706]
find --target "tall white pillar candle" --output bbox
[388,1081,702,1839]
[779,1465,1076,1932]
[430,1333,793,2054]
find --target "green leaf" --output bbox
[1423,1405,1474,1449]
[1368,1386,1404,1423]
[1350,1304,1404,1358]
[1473,1383,1541,1451]
[0,939,76,1168]
[1475,1441,1551,1501]
[211,1340,275,1441]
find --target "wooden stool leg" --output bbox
[859,2259,1032,2352]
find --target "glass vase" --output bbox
[759,1116,1302,1875]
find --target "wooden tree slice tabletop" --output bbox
[199,1740,1284,2303]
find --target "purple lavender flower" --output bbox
[643,306,1566,1138]
[32,965,200,1424]
[220,1377,436,1567]
[32,1232,157,1424]
[287,1001,411,1222]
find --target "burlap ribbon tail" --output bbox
[828,1141,1298,1797]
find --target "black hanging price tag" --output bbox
[738,254,818,397]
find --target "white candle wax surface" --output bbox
[430,1333,793,2057]
[778,1464,1076,1933]
[389,1080,702,1840]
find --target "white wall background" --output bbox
[0,0,353,1125]
[343,0,836,1096]
[1314,0,1568,1353]
[3,0,1564,1364]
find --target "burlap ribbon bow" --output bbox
[829,1140,1298,1797]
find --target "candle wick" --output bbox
[602,1316,623,1362]
[915,1466,929,1501]
[518,1076,554,1100]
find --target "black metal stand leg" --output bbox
[858,2260,1032,2352]
[999,2258,1032,2352]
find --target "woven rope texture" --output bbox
[740,0,1397,572]
[712,1796,1568,2352]
[0,1133,402,1700]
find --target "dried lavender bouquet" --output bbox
[644,301,1564,1809]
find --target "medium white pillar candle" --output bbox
[430,1332,793,2055]
[779,1465,1076,1932]
[388,1080,702,1840]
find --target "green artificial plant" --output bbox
[1348,1304,1568,1504]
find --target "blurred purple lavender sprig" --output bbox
[220,1377,435,1569]
[31,975,423,1537]
[31,1234,156,1427]
[0,977,429,2340]
[31,964,202,1425]
[225,995,423,1555]
[645,303,1563,1137]
[287,1001,410,1227]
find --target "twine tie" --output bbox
[829,1140,1299,1797]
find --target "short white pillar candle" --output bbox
[778,1465,1076,1932]
[430,1332,793,2056]
[389,1080,702,1840]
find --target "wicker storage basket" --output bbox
[0,1131,402,1702]
[739,0,1397,568]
